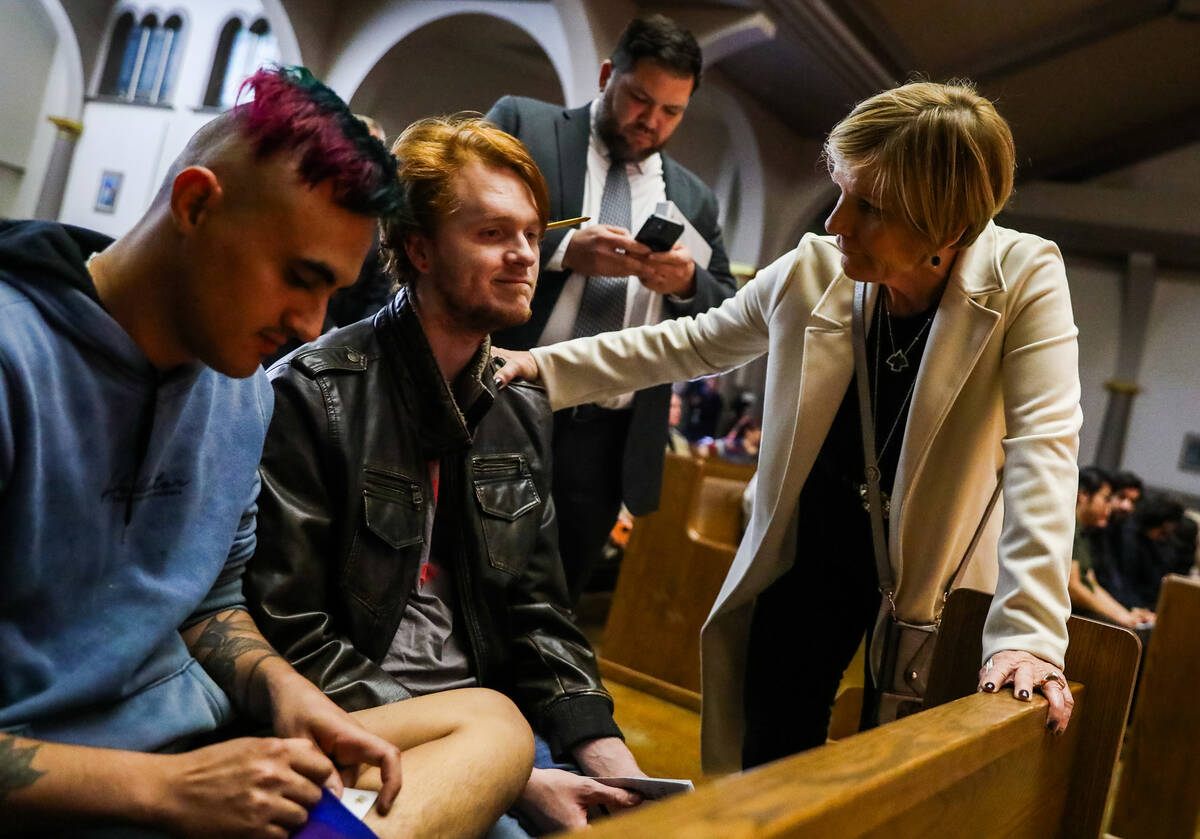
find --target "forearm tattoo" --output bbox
[190,611,283,717]
[0,736,45,802]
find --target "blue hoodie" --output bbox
[0,221,273,752]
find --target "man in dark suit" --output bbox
[487,15,737,602]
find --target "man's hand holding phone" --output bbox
[562,225,651,277]
[638,242,696,297]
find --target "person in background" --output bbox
[486,14,737,603]
[699,414,762,465]
[324,115,398,329]
[1091,469,1144,607]
[667,389,693,454]
[684,377,725,441]
[1118,493,1185,610]
[1067,466,1154,629]
[1179,511,1200,576]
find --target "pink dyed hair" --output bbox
[234,66,400,216]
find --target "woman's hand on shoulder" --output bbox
[978,649,1074,734]
[492,348,541,389]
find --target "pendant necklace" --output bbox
[883,297,935,373]
[859,297,920,519]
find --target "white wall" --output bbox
[59,103,213,235]
[0,2,58,216]
[1062,254,1123,465]
[1058,252,1200,498]
[58,0,271,234]
[325,1,582,107]
[1064,140,1200,496]
[1124,271,1200,496]
[348,12,564,136]
[1091,140,1200,194]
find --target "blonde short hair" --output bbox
[824,80,1015,251]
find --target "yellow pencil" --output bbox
[545,215,589,231]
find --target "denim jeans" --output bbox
[485,734,581,838]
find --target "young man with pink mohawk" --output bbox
[0,66,532,839]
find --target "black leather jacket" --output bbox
[245,290,620,756]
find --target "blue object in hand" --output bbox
[293,789,380,839]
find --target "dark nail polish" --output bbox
[1046,721,1058,734]
[494,377,505,388]
[1018,689,1030,700]
[984,682,995,692]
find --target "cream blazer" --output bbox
[532,222,1081,771]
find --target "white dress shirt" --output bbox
[538,100,670,409]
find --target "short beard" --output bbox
[596,90,662,164]
[411,279,529,337]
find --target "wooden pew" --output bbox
[571,690,1085,839]
[577,589,1139,839]
[1107,574,1200,839]
[600,453,752,707]
[924,588,1142,839]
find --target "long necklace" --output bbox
[882,297,935,373]
[859,297,921,519]
[872,309,919,463]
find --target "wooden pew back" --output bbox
[581,589,1139,839]
[925,588,1142,839]
[1108,574,1200,839]
[687,475,746,545]
[574,689,1085,838]
[601,454,750,704]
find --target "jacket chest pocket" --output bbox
[472,454,541,575]
[344,467,425,613]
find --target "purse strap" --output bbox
[851,281,1001,620]
[852,281,894,601]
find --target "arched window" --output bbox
[98,12,135,96]
[204,16,278,109]
[98,9,186,105]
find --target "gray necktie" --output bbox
[572,160,631,338]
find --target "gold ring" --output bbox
[1043,671,1065,686]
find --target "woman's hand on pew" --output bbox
[491,348,540,389]
[978,650,1075,735]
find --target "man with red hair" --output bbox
[0,67,531,838]
[247,114,647,837]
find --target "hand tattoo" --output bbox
[0,736,45,802]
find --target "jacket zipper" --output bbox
[363,466,424,507]
[471,454,525,476]
[441,460,490,672]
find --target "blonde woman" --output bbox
[497,80,1079,772]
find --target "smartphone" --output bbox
[635,214,684,252]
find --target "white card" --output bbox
[340,787,379,820]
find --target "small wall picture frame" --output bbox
[95,170,123,214]
[1180,433,1200,474]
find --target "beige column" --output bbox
[33,116,83,221]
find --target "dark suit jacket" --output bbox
[486,95,737,514]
